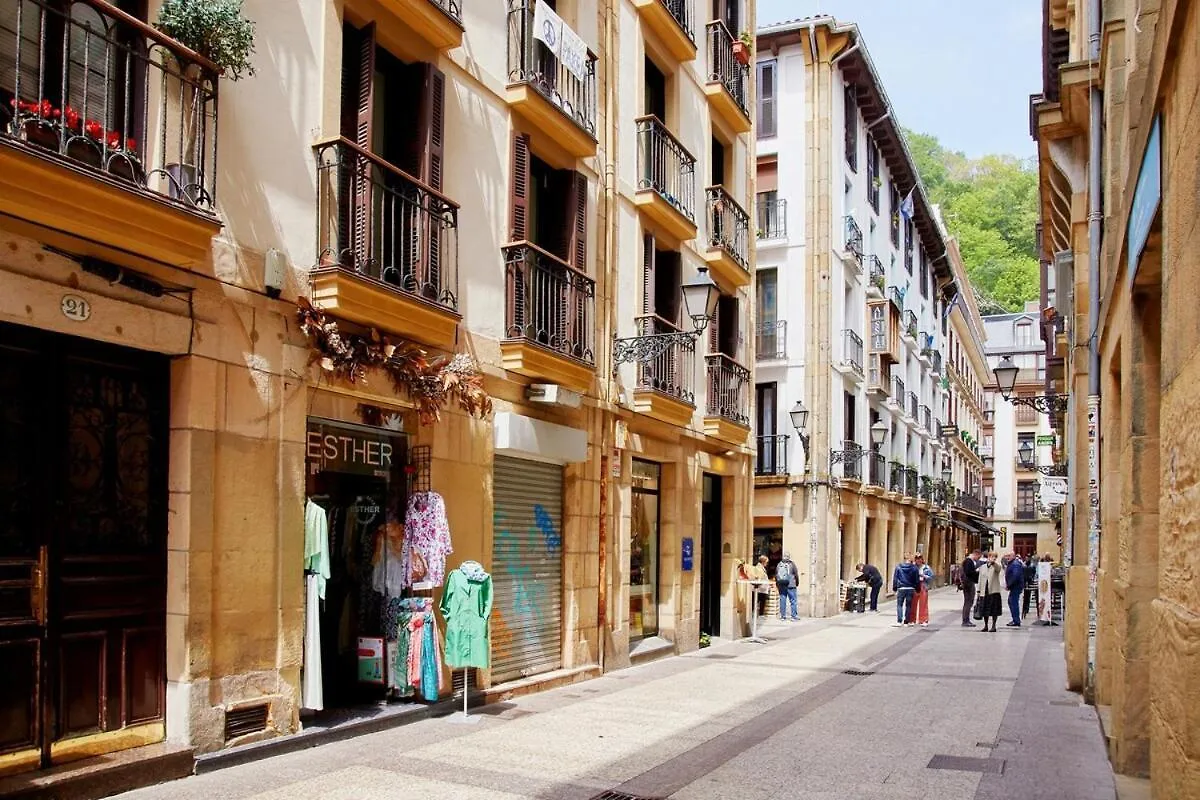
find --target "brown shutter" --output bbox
[418,63,446,191]
[351,23,376,272]
[708,293,720,352]
[567,172,588,358]
[354,23,376,150]
[641,234,655,319]
[756,159,778,193]
[413,63,447,297]
[510,133,531,242]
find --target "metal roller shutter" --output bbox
[490,456,563,683]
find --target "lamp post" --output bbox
[992,355,1068,414]
[828,420,887,470]
[613,267,720,364]
[1017,438,1069,476]
[789,400,810,465]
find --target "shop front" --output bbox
[629,459,661,642]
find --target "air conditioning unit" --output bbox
[526,384,582,409]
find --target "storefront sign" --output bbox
[306,419,400,477]
[681,537,694,571]
[1036,434,1055,446]
[1127,114,1162,284]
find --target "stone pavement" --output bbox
[115,590,1116,800]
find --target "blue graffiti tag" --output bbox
[493,512,540,619]
[534,504,561,553]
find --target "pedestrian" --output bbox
[1022,555,1037,618]
[960,549,981,627]
[753,555,770,617]
[1005,551,1026,627]
[891,554,920,627]
[854,562,884,613]
[910,554,934,626]
[776,551,799,621]
[977,551,1004,632]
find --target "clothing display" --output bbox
[304,500,331,600]
[302,573,324,710]
[402,492,452,589]
[441,561,493,669]
[386,597,445,702]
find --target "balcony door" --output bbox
[711,0,739,32]
[755,383,777,474]
[756,269,777,357]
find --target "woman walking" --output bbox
[910,554,934,625]
[977,551,1004,632]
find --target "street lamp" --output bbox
[829,419,889,472]
[992,355,1068,414]
[1018,438,1035,467]
[870,420,887,450]
[789,400,810,462]
[613,267,719,364]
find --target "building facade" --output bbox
[982,305,1059,560]
[749,17,988,616]
[0,0,757,775]
[1031,0,1200,791]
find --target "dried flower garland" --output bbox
[297,298,492,424]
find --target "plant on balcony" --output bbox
[872,176,882,189]
[296,298,492,424]
[733,31,752,65]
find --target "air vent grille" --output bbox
[224,703,269,741]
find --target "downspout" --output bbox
[1084,0,1102,692]
[806,24,820,617]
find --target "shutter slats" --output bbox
[510,133,530,241]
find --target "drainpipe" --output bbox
[1084,0,1102,692]
[806,24,821,617]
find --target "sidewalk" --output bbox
[114,589,1115,800]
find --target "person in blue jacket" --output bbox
[1004,553,1026,627]
[891,555,920,627]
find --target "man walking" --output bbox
[1005,552,1026,627]
[776,552,799,621]
[960,549,980,626]
[892,555,920,627]
[854,562,884,612]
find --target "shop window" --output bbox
[630,459,662,642]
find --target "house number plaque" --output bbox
[60,294,91,322]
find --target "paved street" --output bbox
[117,590,1115,800]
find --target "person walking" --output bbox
[854,562,884,612]
[911,554,934,626]
[752,555,770,617]
[977,552,1004,632]
[775,552,799,621]
[1005,552,1026,627]
[891,555,920,627]
[1022,555,1037,618]
[960,549,981,627]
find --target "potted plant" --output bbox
[155,0,256,203]
[732,31,752,65]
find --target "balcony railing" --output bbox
[635,314,695,404]
[923,347,943,373]
[757,195,786,239]
[1015,506,1038,521]
[889,461,905,494]
[507,0,597,138]
[865,255,885,291]
[755,320,786,360]
[503,242,595,365]
[656,0,695,43]
[315,138,459,311]
[706,185,749,269]
[907,392,919,420]
[889,285,905,310]
[841,329,864,376]
[1,0,221,208]
[637,115,696,222]
[893,376,905,401]
[920,476,935,502]
[705,353,750,427]
[904,309,918,340]
[920,404,932,432]
[844,215,864,262]
[840,442,863,481]
[954,491,986,516]
[755,434,788,476]
[868,453,886,488]
[905,467,919,497]
[705,20,748,116]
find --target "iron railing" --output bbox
[655,0,694,43]
[636,115,696,222]
[757,195,786,239]
[893,376,905,402]
[1015,506,1039,521]
[1,0,221,208]
[868,452,887,488]
[315,138,459,311]
[507,0,597,139]
[705,353,750,426]
[705,20,748,116]
[755,434,788,476]
[907,392,919,419]
[503,242,595,365]
[889,285,905,309]
[889,461,905,493]
[706,185,749,269]
[920,404,932,432]
[920,476,935,502]
[427,0,463,24]
[955,491,986,516]
[635,314,695,404]
[844,215,864,262]
[840,442,863,481]
[866,255,885,291]
[755,320,786,360]
[841,329,864,376]
[904,309,918,340]
[926,348,943,374]
[905,467,919,497]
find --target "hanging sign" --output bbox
[1127,114,1162,284]
[1036,435,1055,446]
[306,419,401,477]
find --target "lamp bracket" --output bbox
[1006,393,1069,415]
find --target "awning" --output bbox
[951,517,997,536]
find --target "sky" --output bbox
[756,0,1042,159]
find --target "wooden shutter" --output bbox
[351,23,376,271]
[354,23,376,149]
[708,295,720,352]
[510,133,531,242]
[412,63,446,297]
[641,234,655,318]
[417,63,446,191]
[567,172,588,357]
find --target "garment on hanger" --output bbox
[302,499,330,710]
[440,561,492,669]
[371,517,406,597]
[304,499,331,599]
[402,492,452,588]
[386,598,443,700]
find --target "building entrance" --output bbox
[699,474,722,637]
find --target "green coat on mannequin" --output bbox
[440,561,493,668]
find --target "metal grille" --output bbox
[590,792,662,800]
[491,456,564,683]
[927,755,1005,774]
[224,703,269,740]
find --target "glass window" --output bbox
[756,268,777,322]
[756,60,776,138]
[1015,321,1033,347]
[844,83,858,171]
[630,459,661,642]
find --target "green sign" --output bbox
[1036,435,1055,446]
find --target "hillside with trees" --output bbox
[905,130,1040,313]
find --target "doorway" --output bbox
[699,474,722,637]
[0,322,169,770]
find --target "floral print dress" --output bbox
[402,491,452,588]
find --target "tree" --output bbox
[904,130,1040,312]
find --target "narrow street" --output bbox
[115,591,1115,800]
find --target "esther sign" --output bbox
[60,294,91,322]
[306,421,401,477]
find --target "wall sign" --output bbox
[306,419,403,477]
[1036,434,1055,446]
[1127,114,1162,284]
[60,294,91,322]
[681,537,694,571]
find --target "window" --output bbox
[889,183,900,246]
[644,56,666,120]
[756,60,776,138]
[867,137,880,212]
[710,294,739,357]
[630,460,661,641]
[756,269,777,323]
[919,249,929,298]
[844,83,858,171]
[1016,481,1038,519]
[904,218,914,273]
[1015,320,1033,347]
[756,190,784,239]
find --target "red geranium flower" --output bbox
[84,119,103,140]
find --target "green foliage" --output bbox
[904,129,1040,312]
[156,0,256,81]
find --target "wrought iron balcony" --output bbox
[1,0,220,209]
[315,138,459,312]
[757,195,786,239]
[926,347,943,374]
[635,314,695,404]
[920,404,932,432]
[905,467,919,497]
[892,375,906,402]
[904,309,918,340]
[706,185,749,270]
[838,441,864,481]
[865,255,885,291]
[507,0,598,139]
[705,353,750,427]
[889,461,905,494]
[889,285,905,310]
[503,242,595,365]
[840,329,864,376]
[705,20,748,117]
[920,476,935,502]
[1015,506,1039,521]
[755,319,786,360]
[755,434,789,476]
[844,215,864,263]
[954,490,986,516]
[907,392,919,420]
[637,115,696,223]
[868,453,886,488]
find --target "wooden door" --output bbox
[0,323,168,770]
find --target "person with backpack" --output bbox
[854,562,884,612]
[775,552,799,621]
[891,555,920,627]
